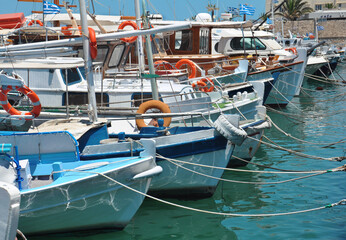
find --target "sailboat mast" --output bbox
[79,0,98,122]
[134,0,145,74]
[140,0,159,100]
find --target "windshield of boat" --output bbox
[61,68,83,85]
[230,37,266,50]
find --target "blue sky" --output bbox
[3,0,266,21]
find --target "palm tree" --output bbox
[276,0,313,21]
[206,3,219,22]
[324,3,336,9]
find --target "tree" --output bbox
[324,3,336,9]
[206,2,219,22]
[276,0,313,21]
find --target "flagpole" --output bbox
[43,1,48,41]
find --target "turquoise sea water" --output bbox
[31,63,346,240]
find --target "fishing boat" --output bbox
[0,130,160,235]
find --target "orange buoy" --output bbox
[135,100,171,130]
[118,21,138,43]
[0,85,41,119]
[175,59,197,79]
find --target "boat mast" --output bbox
[139,0,159,100]
[134,0,145,74]
[79,0,98,122]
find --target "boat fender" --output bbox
[88,27,97,59]
[175,59,197,79]
[248,120,272,131]
[118,21,139,43]
[136,100,171,130]
[0,85,41,119]
[28,19,43,27]
[213,114,247,146]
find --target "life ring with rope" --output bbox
[135,100,171,130]
[0,85,41,120]
[118,21,139,43]
[175,59,197,79]
[28,19,43,27]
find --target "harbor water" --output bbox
[31,63,346,240]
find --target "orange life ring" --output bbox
[175,59,197,79]
[61,25,82,36]
[0,85,41,119]
[135,100,171,130]
[88,28,97,59]
[285,47,297,55]
[154,60,174,70]
[192,78,214,92]
[28,19,43,27]
[118,21,138,43]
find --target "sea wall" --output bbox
[274,19,346,46]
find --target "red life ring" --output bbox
[175,59,197,79]
[285,47,297,55]
[135,100,171,130]
[28,19,43,27]
[0,85,41,119]
[192,78,214,92]
[118,21,138,43]
[88,28,97,59]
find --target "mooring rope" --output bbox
[157,154,346,185]
[55,168,346,217]
[156,153,345,175]
[249,135,345,162]
[266,115,346,147]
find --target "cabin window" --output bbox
[62,92,109,106]
[315,4,322,10]
[199,28,210,54]
[230,37,266,50]
[131,93,164,107]
[131,93,153,107]
[175,30,193,51]
[108,44,126,68]
[61,68,82,85]
[77,45,109,63]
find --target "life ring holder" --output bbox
[88,28,97,59]
[175,59,197,79]
[118,21,139,43]
[192,77,214,92]
[136,100,171,130]
[0,85,41,120]
[28,19,43,27]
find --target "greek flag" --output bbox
[228,7,239,16]
[43,1,61,14]
[239,4,255,16]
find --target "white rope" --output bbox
[57,168,346,217]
